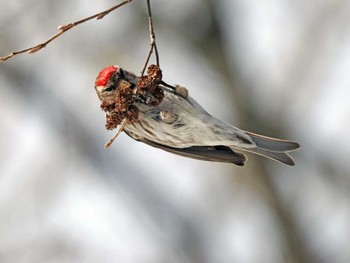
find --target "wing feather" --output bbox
[138,138,247,166]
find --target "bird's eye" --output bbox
[104,85,116,92]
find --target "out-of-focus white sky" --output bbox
[1,0,350,262]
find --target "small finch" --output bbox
[95,65,300,166]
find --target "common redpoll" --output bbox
[95,65,300,166]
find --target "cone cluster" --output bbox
[100,64,164,130]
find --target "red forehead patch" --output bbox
[95,65,118,86]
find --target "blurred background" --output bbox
[1,0,350,262]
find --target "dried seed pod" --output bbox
[147,64,162,84]
[99,64,165,131]
[116,81,134,108]
[105,111,126,130]
[136,75,152,95]
[150,87,164,106]
[101,102,115,112]
[126,105,139,123]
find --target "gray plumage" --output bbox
[124,82,300,166]
[95,66,300,166]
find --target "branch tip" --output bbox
[0,0,133,62]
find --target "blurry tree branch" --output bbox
[0,0,132,62]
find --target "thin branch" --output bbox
[113,0,161,143]
[105,119,128,148]
[0,0,133,62]
[141,0,160,75]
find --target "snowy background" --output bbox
[1,0,350,262]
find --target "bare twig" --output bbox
[0,0,133,62]
[1,0,162,147]
[141,0,160,75]
[105,118,128,148]
[108,0,161,144]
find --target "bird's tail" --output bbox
[232,131,300,166]
[246,131,300,152]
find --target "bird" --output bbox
[94,65,300,166]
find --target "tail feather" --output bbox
[244,147,295,166]
[245,131,300,152]
[229,145,295,165]
[231,131,300,165]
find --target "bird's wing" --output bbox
[139,138,247,166]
